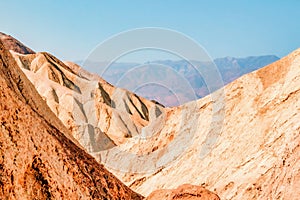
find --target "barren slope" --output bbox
[10,51,164,154]
[92,49,300,200]
[125,49,300,199]
[3,33,299,199]
[0,40,143,199]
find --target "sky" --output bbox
[1,0,300,62]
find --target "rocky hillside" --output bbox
[0,39,143,199]
[88,48,299,199]
[1,33,298,199]
[109,48,299,199]
[9,50,165,154]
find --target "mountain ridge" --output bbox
[79,55,279,107]
[0,39,143,199]
[1,32,299,200]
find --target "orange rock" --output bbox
[0,32,35,54]
[0,40,143,199]
[146,184,220,200]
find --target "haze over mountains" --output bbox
[1,32,299,200]
[79,55,279,107]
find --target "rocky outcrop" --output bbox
[10,50,164,153]
[146,184,220,200]
[0,32,35,54]
[0,40,143,199]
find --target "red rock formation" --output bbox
[0,40,143,199]
[146,184,220,200]
[0,32,35,54]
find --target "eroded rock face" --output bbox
[9,50,165,154]
[0,40,143,199]
[3,33,299,199]
[124,49,300,199]
[91,48,300,200]
[146,184,220,200]
[0,32,35,54]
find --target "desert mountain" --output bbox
[0,39,143,198]
[87,50,299,199]
[1,33,299,199]
[9,50,166,154]
[80,55,279,107]
[101,48,298,199]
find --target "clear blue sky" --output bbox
[1,0,300,61]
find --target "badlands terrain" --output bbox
[0,32,299,199]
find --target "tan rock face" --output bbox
[89,49,300,200]
[123,49,300,200]
[146,184,220,200]
[10,50,164,154]
[0,41,143,199]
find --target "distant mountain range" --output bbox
[79,55,279,107]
